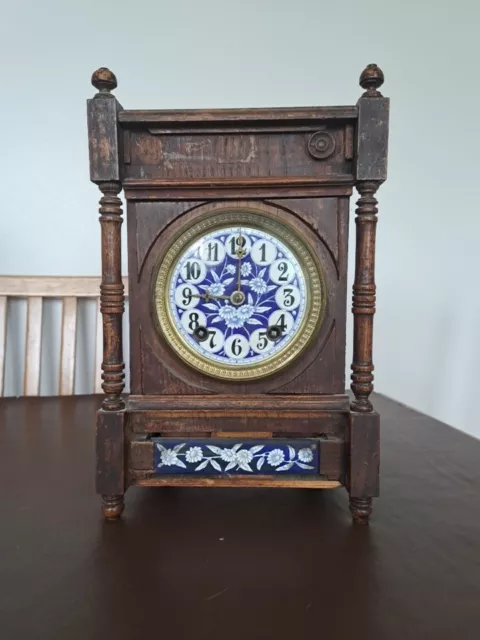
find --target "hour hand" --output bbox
[192,292,229,301]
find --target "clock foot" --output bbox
[349,497,372,524]
[101,494,124,520]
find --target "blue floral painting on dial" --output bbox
[168,225,307,365]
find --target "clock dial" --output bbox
[154,211,324,380]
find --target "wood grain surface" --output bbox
[0,394,478,640]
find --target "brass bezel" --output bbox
[153,208,326,380]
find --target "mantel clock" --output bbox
[87,64,389,523]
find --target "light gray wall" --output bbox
[1,0,479,437]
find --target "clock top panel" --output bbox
[116,106,358,188]
[121,126,355,185]
[88,64,389,189]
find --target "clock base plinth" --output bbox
[95,397,380,523]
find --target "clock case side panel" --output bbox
[126,200,207,395]
[268,196,349,394]
[126,198,349,397]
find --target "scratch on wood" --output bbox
[217,136,257,164]
[206,587,229,601]
[155,136,257,169]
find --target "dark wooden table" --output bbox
[0,394,479,639]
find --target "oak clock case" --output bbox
[87,64,389,524]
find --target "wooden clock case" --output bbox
[87,64,389,523]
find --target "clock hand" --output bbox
[192,290,245,306]
[236,229,243,293]
[236,258,242,292]
[192,293,229,301]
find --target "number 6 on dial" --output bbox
[224,334,250,359]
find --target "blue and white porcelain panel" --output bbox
[153,439,319,475]
[168,225,307,365]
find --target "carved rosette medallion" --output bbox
[307,131,336,160]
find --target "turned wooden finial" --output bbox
[91,67,117,97]
[359,63,384,97]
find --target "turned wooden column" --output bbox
[88,68,126,518]
[348,64,389,523]
[88,68,125,411]
[349,182,380,519]
[350,64,389,413]
[350,180,379,412]
[98,181,125,410]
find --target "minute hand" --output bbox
[236,259,242,292]
[236,229,243,292]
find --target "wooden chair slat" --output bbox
[0,296,7,397]
[0,276,128,396]
[59,297,78,396]
[0,276,128,298]
[24,297,43,396]
[94,297,103,394]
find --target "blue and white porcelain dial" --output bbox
[154,211,324,380]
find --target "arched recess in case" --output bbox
[134,200,341,395]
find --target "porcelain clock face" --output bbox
[154,211,324,380]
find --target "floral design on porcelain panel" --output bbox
[153,439,319,475]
